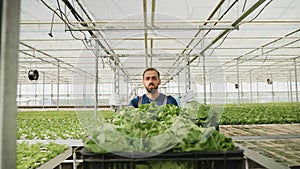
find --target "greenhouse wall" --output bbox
[16,81,300,107]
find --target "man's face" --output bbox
[143,70,161,93]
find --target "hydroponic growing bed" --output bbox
[17,102,300,169]
[220,124,300,169]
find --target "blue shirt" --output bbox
[129,93,178,108]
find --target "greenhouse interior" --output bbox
[1,0,300,168]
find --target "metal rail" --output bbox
[234,142,290,169]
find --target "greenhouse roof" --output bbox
[19,0,300,87]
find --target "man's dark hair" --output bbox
[143,67,160,79]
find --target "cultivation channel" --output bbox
[16,106,300,169]
[16,124,299,169]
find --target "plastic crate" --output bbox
[81,148,244,169]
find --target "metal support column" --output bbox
[209,81,212,104]
[178,74,181,101]
[250,71,253,103]
[112,60,120,111]
[0,0,20,168]
[225,77,228,102]
[271,74,274,102]
[287,81,290,102]
[185,54,191,94]
[34,81,37,105]
[94,37,100,116]
[202,55,207,105]
[240,81,243,103]
[51,83,53,106]
[256,78,259,103]
[83,74,86,107]
[236,59,240,106]
[114,61,120,95]
[294,59,299,105]
[42,72,45,109]
[67,83,69,105]
[126,80,129,103]
[289,70,293,103]
[18,83,22,106]
[94,56,99,119]
[57,61,60,111]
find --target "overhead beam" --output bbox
[59,0,112,56]
[19,36,300,41]
[167,0,267,83]
[18,43,93,77]
[221,31,300,71]
[190,0,267,63]
[67,25,236,31]
[18,46,300,52]
[181,0,225,54]
[143,0,149,67]
[19,19,300,25]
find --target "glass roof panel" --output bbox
[18,0,300,86]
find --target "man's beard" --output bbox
[146,85,158,93]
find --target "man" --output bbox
[129,67,178,108]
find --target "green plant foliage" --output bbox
[17,103,300,141]
[220,103,300,125]
[16,103,299,169]
[17,111,85,140]
[17,110,114,140]
[84,102,236,153]
[17,142,67,169]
